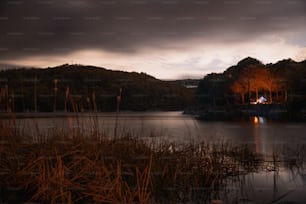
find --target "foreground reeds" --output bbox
[0,119,263,203]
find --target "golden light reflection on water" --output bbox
[253,117,260,153]
[253,116,267,154]
[253,116,259,124]
[253,116,266,125]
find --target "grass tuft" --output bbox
[0,119,266,203]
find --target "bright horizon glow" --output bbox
[1,35,305,80]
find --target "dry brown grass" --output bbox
[0,119,263,203]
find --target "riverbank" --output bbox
[189,104,306,122]
[0,111,188,119]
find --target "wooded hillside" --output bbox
[196,57,306,119]
[0,64,193,112]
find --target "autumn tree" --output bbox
[231,80,247,104]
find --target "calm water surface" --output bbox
[12,112,306,151]
[7,111,306,203]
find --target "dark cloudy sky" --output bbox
[0,0,306,79]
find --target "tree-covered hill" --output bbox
[196,57,306,120]
[0,64,194,112]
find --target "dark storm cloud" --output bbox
[0,0,305,61]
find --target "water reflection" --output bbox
[2,112,306,203]
[5,112,306,149]
[253,116,269,155]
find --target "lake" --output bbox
[3,111,306,203]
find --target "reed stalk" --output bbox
[0,119,270,203]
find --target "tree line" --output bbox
[0,64,193,112]
[196,57,306,112]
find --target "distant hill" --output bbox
[169,79,200,89]
[0,64,194,112]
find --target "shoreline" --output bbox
[186,104,306,122]
[0,111,186,119]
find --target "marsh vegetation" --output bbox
[1,115,306,203]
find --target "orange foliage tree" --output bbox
[231,66,280,104]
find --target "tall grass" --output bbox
[0,117,265,203]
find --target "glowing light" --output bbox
[253,116,266,124]
[254,116,259,124]
[257,96,268,104]
[259,117,265,124]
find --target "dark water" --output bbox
[6,112,306,203]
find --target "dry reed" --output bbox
[0,118,264,203]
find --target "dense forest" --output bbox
[196,57,306,120]
[0,64,194,112]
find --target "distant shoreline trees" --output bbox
[0,65,193,112]
[196,57,306,113]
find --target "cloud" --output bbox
[295,47,306,61]
[2,33,304,79]
[0,0,305,78]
